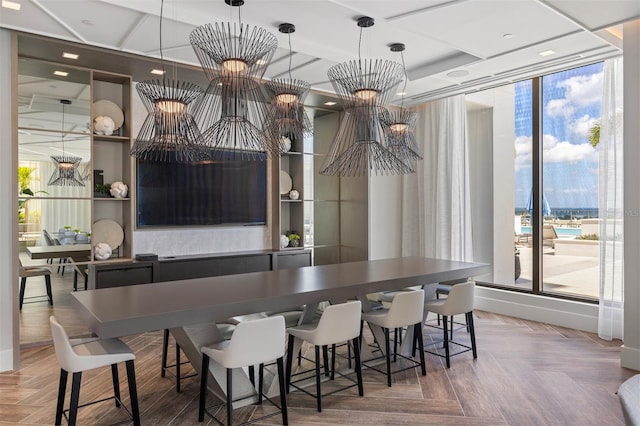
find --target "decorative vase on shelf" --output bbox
[289,189,299,200]
[110,181,128,198]
[280,235,289,249]
[289,239,300,248]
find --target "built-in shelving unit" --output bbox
[271,110,351,266]
[90,70,133,261]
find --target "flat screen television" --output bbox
[136,151,267,227]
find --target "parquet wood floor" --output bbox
[3,310,636,425]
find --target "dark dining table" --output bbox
[70,256,489,403]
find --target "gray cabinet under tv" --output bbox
[91,249,311,289]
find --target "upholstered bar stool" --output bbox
[285,300,364,412]
[423,281,477,368]
[50,316,141,426]
[198,316,288,425]
[18,258,52,310]
[361,289,426,386]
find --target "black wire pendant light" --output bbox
[49,99,85,186]
[321,17,410,176]
[130,0,205,163]
[263,23,312,148]
[189,0,279,160]
[379,43,422,173]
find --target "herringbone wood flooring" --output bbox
[1,311,635,425]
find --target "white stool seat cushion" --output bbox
[362,289,424,329]
[202,316,285,369]
[50,316,134,373]
[288,300,361,347]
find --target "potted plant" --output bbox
[94,183,112,198]
[288,233,301,248]
[515,246,521,280]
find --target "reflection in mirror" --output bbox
[18,58,92,247]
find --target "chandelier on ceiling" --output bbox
[189,0,281,161]
[379,43,422,173]
[263,22,313,149]
[130,0,205,163]
[321,16,410,176]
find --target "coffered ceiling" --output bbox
[2,0,638,105]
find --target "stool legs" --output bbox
[111,364,121,407]
[384,328,392,387]
[467,312,478,359]
[276,357,289,425]
[68,372,82,426]
[198,355,209,422]
[226,368,233,426]
[442,315,451,368]
[352,336,364,396]
[314,345,322,412]
[125,360,141,426]
[45,275,53,305]
[161,329,169,378]
[19,277,26,310]
[55,369,68,425]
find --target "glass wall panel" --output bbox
[541,63,603,299]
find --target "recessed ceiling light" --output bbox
[62,52,79,60]
[396,91,408,96]
[503,33,513,39]
[150,69,165,75]
[323,101,337,106]
[539,50,556,57]
[53,71,69,77]
[2,1,21,11]
[446,70,469,78]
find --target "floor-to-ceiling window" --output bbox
[468,62,604,301]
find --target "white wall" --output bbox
[622,20,640,371]
[0,29,18,372]
[368,174,402,260]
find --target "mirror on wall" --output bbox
[18,58,92,248]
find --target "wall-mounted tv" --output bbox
[136,151,267,227]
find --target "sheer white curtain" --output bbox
[401,94,473,262]
[598,57,624,340]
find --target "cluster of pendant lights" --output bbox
[130,0,420,177]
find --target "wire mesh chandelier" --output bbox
[321,17,410,176]
[130,0,205,163]
[263,23,312,148]
[189,0,280,160]
[49,99,85,186]
[379,43,422,173]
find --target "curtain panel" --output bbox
[598,57,624,341]
[401,95,473,262]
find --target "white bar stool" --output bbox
[285,300,364,412]
[198,316,288,425]
[50,316,140,426]
[361,289,426,386]
[423,281,477,368]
